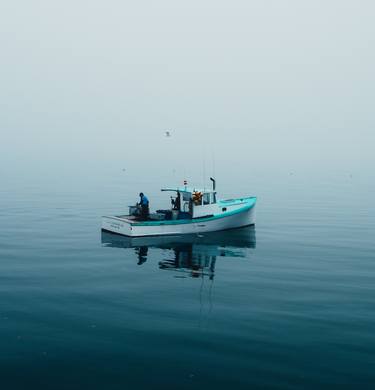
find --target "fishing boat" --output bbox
[101,178,256,237]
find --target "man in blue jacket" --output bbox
[138,192,149,220]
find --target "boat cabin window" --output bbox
[211,192,217,204]
[182,192,191,201]
[203,193,210,205]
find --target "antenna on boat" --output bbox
[211,147,216,179]
[203,152,206,191]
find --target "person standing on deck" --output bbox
[173,191,181,210]
[138,192,149,220]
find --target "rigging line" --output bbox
[211,147,216,179]
[203,157,206,190]
[202,145,207,190]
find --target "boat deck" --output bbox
[116,215,138,221]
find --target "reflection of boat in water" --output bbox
[101,226,256,279]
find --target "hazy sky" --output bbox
[1,0,374,184]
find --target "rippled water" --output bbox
[1,172,374,389]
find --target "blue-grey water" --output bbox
[1,170,374,389]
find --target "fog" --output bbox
[1,0,374,189]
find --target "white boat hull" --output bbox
[102,201,256,237]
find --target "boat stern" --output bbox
[102,216,132,236]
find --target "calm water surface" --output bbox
[0,172,374,389]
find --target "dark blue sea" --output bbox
[1,170,374,389]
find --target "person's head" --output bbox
[139,192,144,197]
